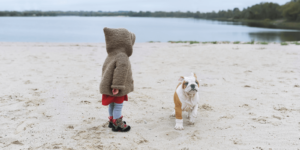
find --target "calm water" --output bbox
[0,17,299,42]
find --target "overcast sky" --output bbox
[0,0,290,12]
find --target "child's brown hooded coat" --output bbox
[100,27,136,96]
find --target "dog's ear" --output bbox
[178,76,184,81]
[191,72,197,79]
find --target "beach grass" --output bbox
[244,39,255,44]
[168,41,181,43]
[168,41,195,44]
[168,40,298,45]
[291,41,300,45]
[258,42,268,45]
[190,41,200,44]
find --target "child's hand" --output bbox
[112,89,119,95]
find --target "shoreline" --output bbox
[1,15,300,30]
[209,18,300,30]
[1,41,299,45]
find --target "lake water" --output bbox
[0,17,300,42]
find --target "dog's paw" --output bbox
[175,119,184,130]
[174,124,184,130]
[189,117,195,125]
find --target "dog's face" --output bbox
[179,73,199,96]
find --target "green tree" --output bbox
[281,0,300,21]
[233,8,241,19]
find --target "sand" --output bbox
[0,42,299,150]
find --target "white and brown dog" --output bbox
[171,73,199,130]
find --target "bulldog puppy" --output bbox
[171,73,199,130]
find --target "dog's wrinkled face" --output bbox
[179,73,199,96]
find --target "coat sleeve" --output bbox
[111,53,129,90]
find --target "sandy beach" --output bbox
[0,42,299,149]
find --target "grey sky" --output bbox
[0,0,290,12]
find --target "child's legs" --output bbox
[113,103,123,119]
[108,103,114,116]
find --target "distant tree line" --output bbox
[0,0,299,21]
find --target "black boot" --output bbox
[112,116,131,132]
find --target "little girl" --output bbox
[100,27,135,132]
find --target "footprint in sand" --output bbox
[244,85,251,88]
[67,125,74,129]
[80,101,91,104]
[248,112,256,116]
[216,126,231,130]
[201,83,208,87]
[251,116,268,124]
[160,131,181,141]
[135,139,148,144]
[231,138,243,145]
[273,105,289,113]
[15,120,35,134]
[240,104,252,110]
[219,114,234,120]
[200,104,213,111]
[24,80,32,84]
[272,115,281,120]
[11,141,23,145]
[188,130,201,140]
